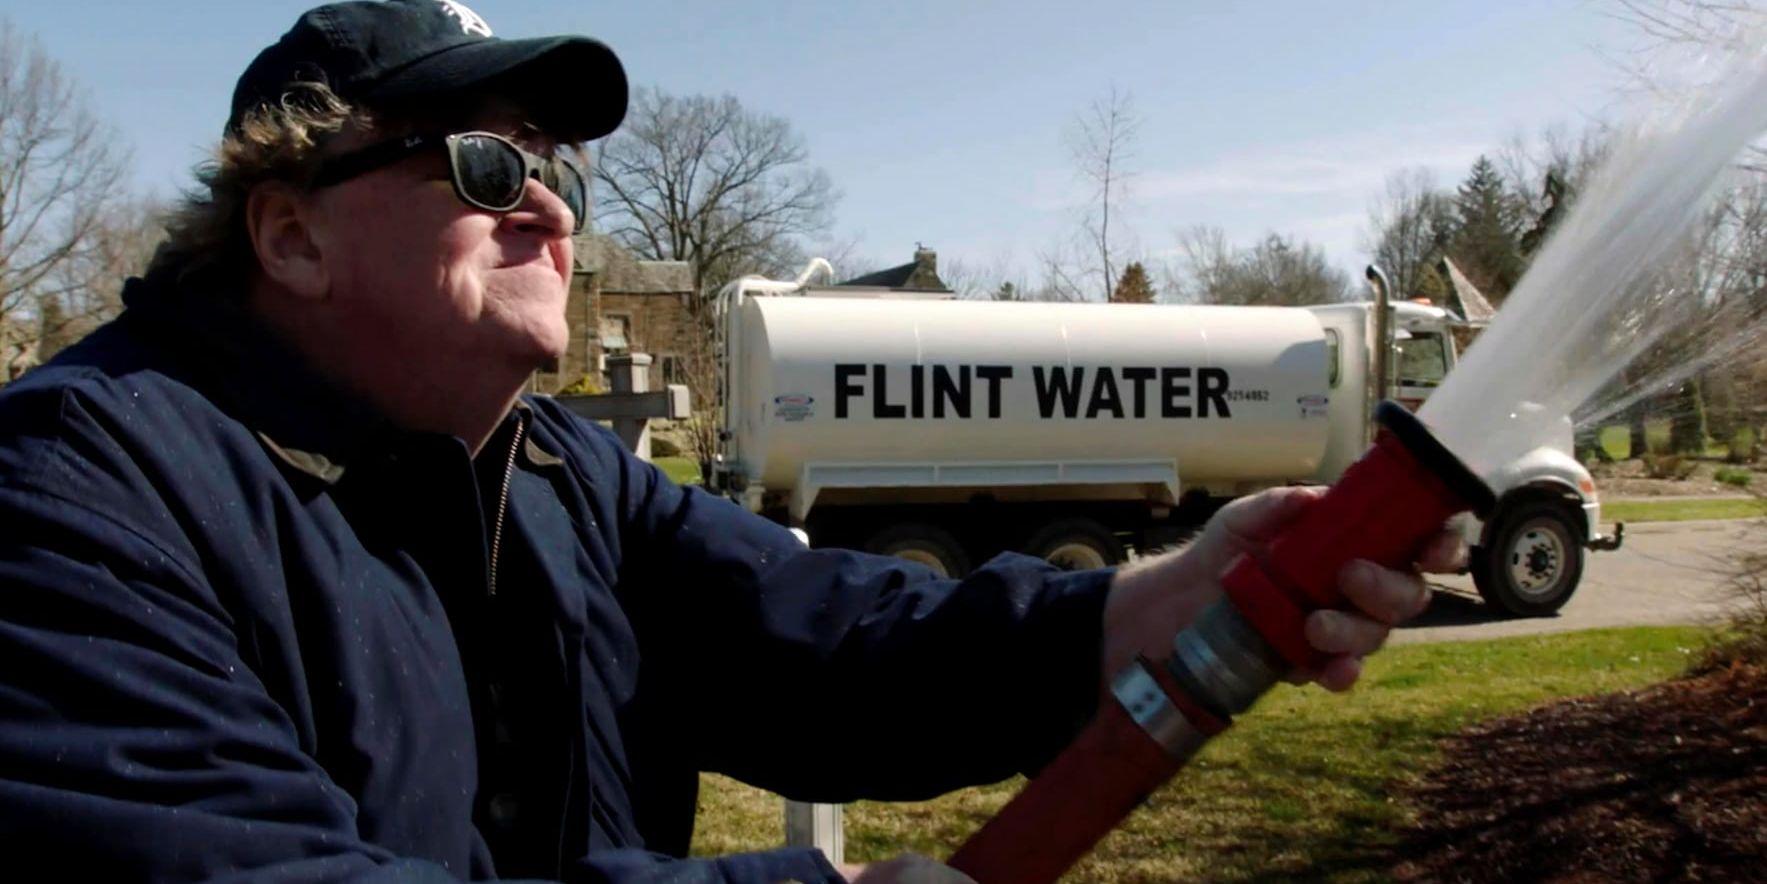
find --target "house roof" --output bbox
[839,262,920,288]
[1440,257,1495,321]
[573,233,695,294]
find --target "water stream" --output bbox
[1418,37,1767,476]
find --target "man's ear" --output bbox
[246,182,330,301]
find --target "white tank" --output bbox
[727,297,1334,496]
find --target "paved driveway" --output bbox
[1391,518,1764,645]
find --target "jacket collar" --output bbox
[121,266,564,484]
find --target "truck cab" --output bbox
[1308,297,1620,616]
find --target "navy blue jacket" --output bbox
[0,271,1112,882]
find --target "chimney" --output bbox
[908,243,941,290]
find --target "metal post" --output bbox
[605,354,653,460]
[780,517,843,865]
[784,800,844,866]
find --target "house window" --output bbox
[597,314,633,374]
[660,354,684,385]
[598,314,633,356]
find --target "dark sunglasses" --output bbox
[310,131,587,233]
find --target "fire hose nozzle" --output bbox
[1218,401,1494,673]
[948,402,1495,883]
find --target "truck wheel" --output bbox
[1472,501,1584,617]
[1021,519,1127,571]
[864,524,971,578]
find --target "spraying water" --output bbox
[1419,37,1767,476]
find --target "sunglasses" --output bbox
[310,131,587,233]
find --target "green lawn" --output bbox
[1603,496,1766,523]
[654,456,703,485]
[690,626,1706,881]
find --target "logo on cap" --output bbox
[435,0,493,38]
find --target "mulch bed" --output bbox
[1391,664,1766,882]
[1591,459,1759,498]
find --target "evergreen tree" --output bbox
[1629,402,1651,458]
[1413,262,1451,305]
[1449,156,1525,303]
[1111,261,1155,303]
[1669,379,1709,455]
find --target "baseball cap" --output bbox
[228,0,627,142]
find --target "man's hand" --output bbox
[1102,486,1466,693]
[839,854,977,883]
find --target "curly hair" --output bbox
[150,81,369,286]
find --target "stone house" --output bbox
[535,233,697,395]
[533,239,951,395]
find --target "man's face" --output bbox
[306,104,578,378]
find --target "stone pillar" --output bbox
[606,354,653,460]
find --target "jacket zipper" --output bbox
[487,415,525,597]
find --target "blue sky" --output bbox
[11,1,1642,283]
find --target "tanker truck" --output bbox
[706,265,1622,617]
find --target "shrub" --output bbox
[648,434,683,458]
[1692,483,1767,672]
[557,375,604,396]
[1693,546,1767,672]
[1642,453,1698,480]
[1716,466,1754,488]
[1726,427,1760,464]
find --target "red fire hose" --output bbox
[947,402,1496,883]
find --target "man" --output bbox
[0,2,1460,881]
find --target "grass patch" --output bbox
[691,626,1705,881]
[654,456,702,485]
[1603,496,1767,523]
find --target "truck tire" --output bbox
[1021,518,1127,571]
[1471,501,1584,617]
[865,523,971,578]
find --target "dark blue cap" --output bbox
[227,0,627,142]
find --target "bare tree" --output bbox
[937,255,1030,301]
[35,195,162,361]
[1167,225,1232,304]
[1033,240,1093,302]
[1065,86,1140,302]
[592,87,838,469]
[1610,1,1767,166]
[592,87,837,294]
[1,18,131,380]
[1610,1,1767,55]
[1362,168,1455,299]
[1496,126,1613,234]
[1575,1,1767,451]
[1171,226,1349,306]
